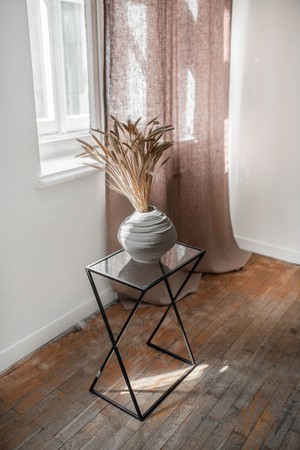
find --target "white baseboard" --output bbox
[0,287,117,374]
[235,236,300,265]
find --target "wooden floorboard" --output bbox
[0,253,300,449]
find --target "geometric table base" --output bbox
[86,244,205,421]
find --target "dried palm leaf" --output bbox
[77,116,174,212]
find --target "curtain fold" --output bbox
[105,0,250,274]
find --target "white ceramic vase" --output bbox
[117,206,177,264]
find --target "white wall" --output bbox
[0,0,113,372]
[229,0,300,265]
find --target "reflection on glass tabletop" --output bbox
[87,243,205,291]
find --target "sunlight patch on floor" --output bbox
[116,363,209,393]
[219,364,229,373]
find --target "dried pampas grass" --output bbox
[77,116,174,212]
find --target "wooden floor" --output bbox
[1,254,300,450]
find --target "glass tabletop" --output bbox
[87,243,205,291]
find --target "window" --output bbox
[27,0,104,175]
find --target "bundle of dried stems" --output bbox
[77,116,174,212]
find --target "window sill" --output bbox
[36,132,102,188]
[37,155,100,188]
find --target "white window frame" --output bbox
[45,0,90,137]
[27,0,104,178]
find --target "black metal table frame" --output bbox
[86,243,205,421]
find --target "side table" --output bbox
[86,242,205,421]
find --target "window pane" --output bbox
[27,0,55,121]
[61,0,89,117]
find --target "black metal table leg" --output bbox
[146,254,204,365]
[86,270,146,420]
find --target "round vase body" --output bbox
[117,206,177,264]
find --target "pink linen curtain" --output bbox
[104,0,250,274]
